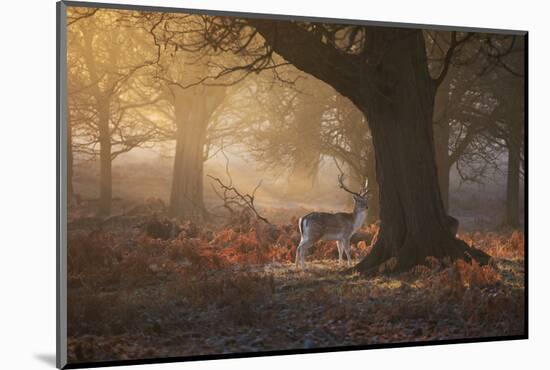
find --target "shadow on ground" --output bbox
[34,353,56,367]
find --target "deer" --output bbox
[295,174,369,269]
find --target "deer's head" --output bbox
[338,174,369,211]
[352,193,369,210]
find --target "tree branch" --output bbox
[432,32,474,89]
[246,19,362,99]
[207,174,269,224]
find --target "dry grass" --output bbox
[66,215,524,364]
[461,230,524,260]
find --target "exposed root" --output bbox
[351,235,491,276]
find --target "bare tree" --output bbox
[236,75,329,199]
[429,33,525,223]
[67,9,161,215]
[154,51,228,221]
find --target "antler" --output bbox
[337,173,363,198]
[361,178,370,196]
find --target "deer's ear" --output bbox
[352,194,361,202]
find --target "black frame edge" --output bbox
[523,32,529,339]
[63,334,527,369]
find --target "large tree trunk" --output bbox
[504,122,522,228]
[353,29,487,273]
[365,137,380,224]
[97,104,112,217]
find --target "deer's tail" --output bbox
[298,216,305,237]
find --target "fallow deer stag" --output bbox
[295,174,369,269]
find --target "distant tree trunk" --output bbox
[97,103,112,216]
[169,128,207,221]
[81,33,113,216]
[505,123,522,228]
[169,86,226,221]
[287,103,322,198]
[169,92,208,221]
[352,29,487,273]
[432,68,453,213]
[433,122,451,211]
[287,152,321,197]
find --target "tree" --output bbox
[159,54,227,221]
[67,9,161,216]
[433,62,501,209]
[429,33,524,217]
[168,85,226,221]
[430,33,525,225]
[484,37,525,228]
[144,15,521,271]
[235,75,329,200]
[244,23,490,272]
[285,88,325,197]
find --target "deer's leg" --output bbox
[296,239,308,269]
[295,240,303,267]
[298,240,312,269]
[342,238,352,267]
[336,241,344,265]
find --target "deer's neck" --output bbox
[352,207,367,232]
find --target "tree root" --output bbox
[348,236,491,276]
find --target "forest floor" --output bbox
[66,203,525,364]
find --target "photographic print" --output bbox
[57,1,527,367]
